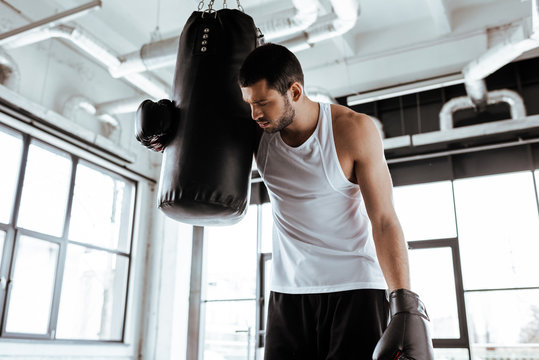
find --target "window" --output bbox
[193,170,539,359]
[56,244,129,340]
[394,181,469,354]
[5,235,59,335]
[0,231,4,260]
[408,246,460,339]
[259,203,273,254]
[0,126,135,342]
[0,129,23,224]
[17,141,72,237]
[68,162,133,253]
[454,172,539,290]
[201,206,258,359]
[453,171,539,358]
[393,181,457,241]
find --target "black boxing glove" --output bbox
[373,289,434,360]
[135,99,176,152]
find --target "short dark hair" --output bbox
[238,43,304,95]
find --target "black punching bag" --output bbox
[136,9,259,225]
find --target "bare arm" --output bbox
[337,111,410,291]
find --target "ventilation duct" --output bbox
[282,0,360,52]
[63,95,121,141]
[104,0,355,78]
[439,89,526,131]
[95,96,148,115]
[0,48,20,91]
[462,0,539,105]
[111,0,319,78]
[0,0,358,107]
[0,24,169,99]
[260,0,318,40]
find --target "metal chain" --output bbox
[199,0,240,13]
[236,0,244,12]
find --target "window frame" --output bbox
[408,238,470,349]
[0,123,138,344]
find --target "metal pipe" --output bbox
[186,226,204,360]
[462,0,539,92]
[282,0,360,51]
[63,95,121,140]
[464,78,488,108]
[439,89,526,130]
[261,0,318,40]
[111,0,319,78]
[96,96,149,115]
[109,37,179,78]
[491,89,527,120]
[1,23,169,99]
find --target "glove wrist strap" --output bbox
[389,288,430,320]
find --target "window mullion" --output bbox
[48,156,78,339]
[10,134,30,228]
[450,238,470,351]
[62,156,78,240]
[0,227,16,337]
[1,132,29,337]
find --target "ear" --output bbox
[288,82,303,102]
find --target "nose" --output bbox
[251,105,263,121]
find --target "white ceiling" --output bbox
[0,0,536,116]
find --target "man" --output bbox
[239,43,433,359]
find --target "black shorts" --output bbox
[264,289,388,360]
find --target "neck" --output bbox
[280,98,319,145]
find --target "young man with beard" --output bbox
[238,43,434,359]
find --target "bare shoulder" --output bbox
[330,104,381,152]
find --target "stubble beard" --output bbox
[264,96,295,133]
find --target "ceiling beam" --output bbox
[330,32,356,58]
[426,0,452,34]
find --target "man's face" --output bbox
[241,79,295,133]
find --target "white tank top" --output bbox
[256,102,387,294]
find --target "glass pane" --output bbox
[203,300,256,360]
[17,142,71,237]
[0,129,23,224]
[409,247,460,339]
[5,236,59,335]
[204,206,257,301]
[393,181,456,241]
[0,231,5,264]
[454,172,539,290]
[466,289,539,357]
[56,244,129,340]
[263,257,272,339]
[260,203,273,253]
[434,348,469,360]
[69,162,134,252]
